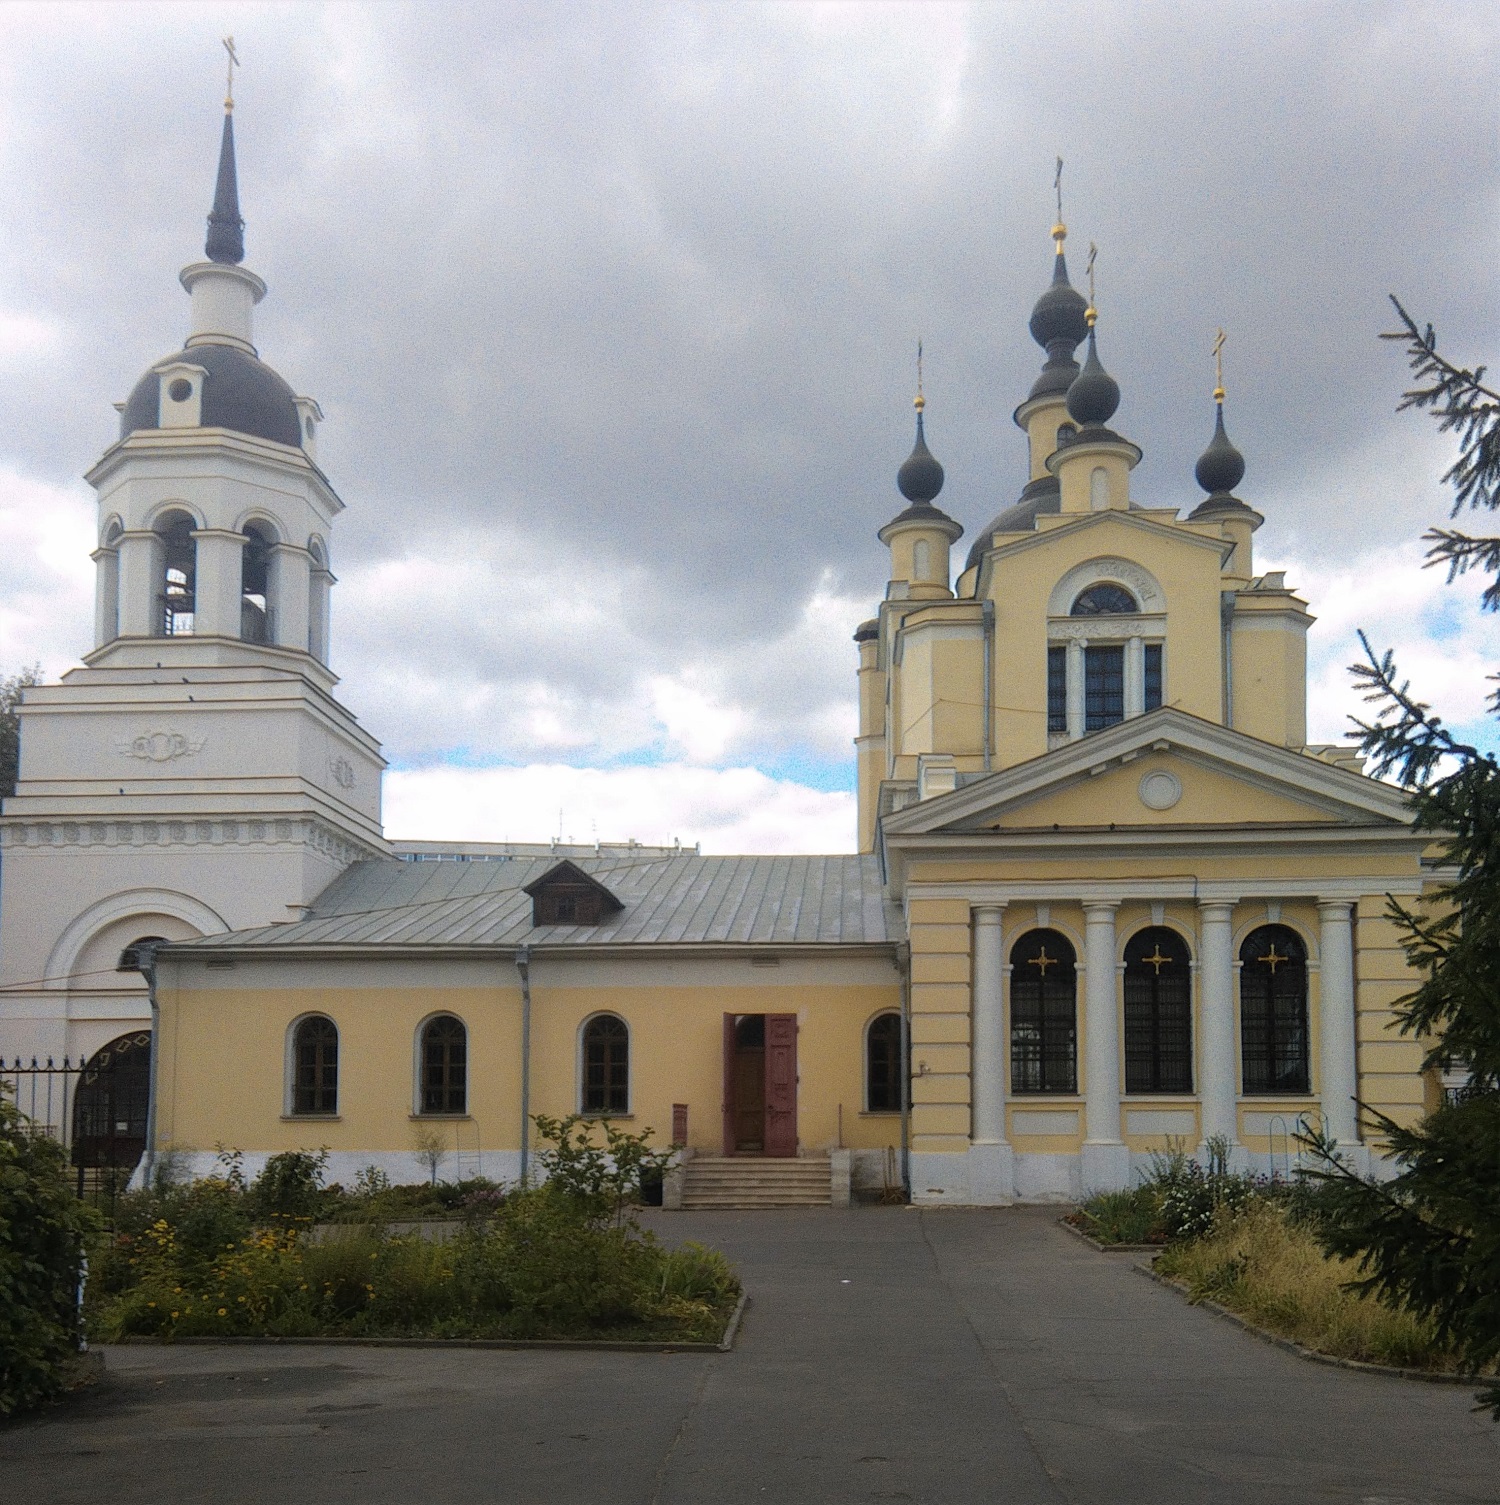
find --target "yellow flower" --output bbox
[170,1311,179,1319]
[147,1302,156,1308]
[218,1308,227,1316]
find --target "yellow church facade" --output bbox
[0,99,1444,1207]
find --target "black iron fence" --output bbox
[1,1032,152,1223]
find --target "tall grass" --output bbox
[1156,1201,1458,1371]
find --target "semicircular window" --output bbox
[1071,583,1139,616]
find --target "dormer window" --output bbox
[522,861,624,928]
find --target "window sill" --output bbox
[579,1111,634,1120]
[409,1113,473,1121]
[860,1110,902,1118]
[282,1114,340,1122]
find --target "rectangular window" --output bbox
[1144,643,1163,711]
[1084,644,1124,730]
[1046,645,1067,732]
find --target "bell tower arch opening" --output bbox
[154,509,198,636]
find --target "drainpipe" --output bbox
[514,945,532,1185]
[981,599,995,773]
[137,941,162,1190]
[1221,591,1236,728]
[896,940,912,1200]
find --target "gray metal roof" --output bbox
[170,853,898,953]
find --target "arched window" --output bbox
[420,1015,467,1115]
[582,1014,629,1114]
[1055,422,1076,449]
[1010,929,1077,1094]
[155,511,197,636]
[1070,583,1138,616]
[913,539,931,578]
[1123,927,1192,1093]
[291,1016,338,1115]
[1090,466,1110,510]
[72,1031,152,1179]
[117,935,168,973]
[866,1012,903,1113]
[1240,926,1310,1093]
[307,536,330,662]
[98,519,122,645]
[240,523,274,643]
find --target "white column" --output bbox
[1081,901,1129,1190]
[1317,901,1364,1167]
[116,530,161,637]
[1125,634,1145,718]
[1066,638,1085,740]
[1197,900,1244,1164]
[967,904,1014,1204]
[92,546,119,648]
[270,543,312,651]
[191,529,245,638]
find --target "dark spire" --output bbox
[205,108,245,265]
[1195,402,1246,498]
[897,401,945,504]
[1065,323,1120,428]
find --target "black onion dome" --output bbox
[1029,250,1090,349]
[205,111,245,265]
[897,410,945,503]
[1026,249,1090,401]
[119,344,303,448]
[1194,404,1246,496]
[1065,329,1120,427]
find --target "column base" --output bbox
[966,1141,1015,1206]
[1080,1140,1131,1194]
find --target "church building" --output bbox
[0,99,1443,1205]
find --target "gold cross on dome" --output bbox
[1212,327,1227,403]
[1028,947,1058,975]
[223,36,239,111]
[1258,945,1288,974]
[1142,945,1172,975]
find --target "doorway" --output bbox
[722,1013,797,1157]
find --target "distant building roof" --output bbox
[168,853,897,953]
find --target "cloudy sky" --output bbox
[1,1,1496,852]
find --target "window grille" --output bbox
[1240,926,1310,1093]
[866,1013,904,1112]
[1084,644,1125,730]
[582,1015,629,1114]
[1047,646,1067,732]
[420,1015,467,1114]
[1144,642,1163,711]
[1123,927,1192,1093]
[1010,929,1077,1094]
[292,1016,338,1115]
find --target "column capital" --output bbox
[1081,900,1120,918]
[971,902,1007,922]
[1197,899,1237,919]
[1316,898,1355,919]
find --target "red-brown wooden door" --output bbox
[763,1013,798,1158]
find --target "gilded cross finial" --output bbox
[1258,944,1288,974]
[1213,327,1227,404]
[1027,946,1058,975]
[1085,242,1098,326]
[1052,156,1066,249]
[915,339,925,412]
[223,35,239,113]
[1142,945,1172,975]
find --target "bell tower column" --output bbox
[191,528,245,637]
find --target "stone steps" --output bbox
[680,1154,833,1208]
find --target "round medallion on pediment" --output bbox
[1139,770,1182,811]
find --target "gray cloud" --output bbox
[1,1,1495,779]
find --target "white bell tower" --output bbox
[0,92,387,1069]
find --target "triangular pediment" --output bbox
[882,709,1412,839]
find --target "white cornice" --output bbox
[990,507,1232,566]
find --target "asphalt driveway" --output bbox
[5,1206,1497,1503]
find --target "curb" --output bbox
[1132,1264,1490,1388]
[1057,1216,1163,1255]
[108,1291,749,1357]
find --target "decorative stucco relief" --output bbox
[113,730,207,762]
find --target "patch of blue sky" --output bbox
[1418,594,1468,642]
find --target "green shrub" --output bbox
[532,1114,675,1226]
[0,1093,99,1415]
[249,1149,329,1220]
[1078,1186,1164,1245]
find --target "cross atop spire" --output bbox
[223,35,238,112]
